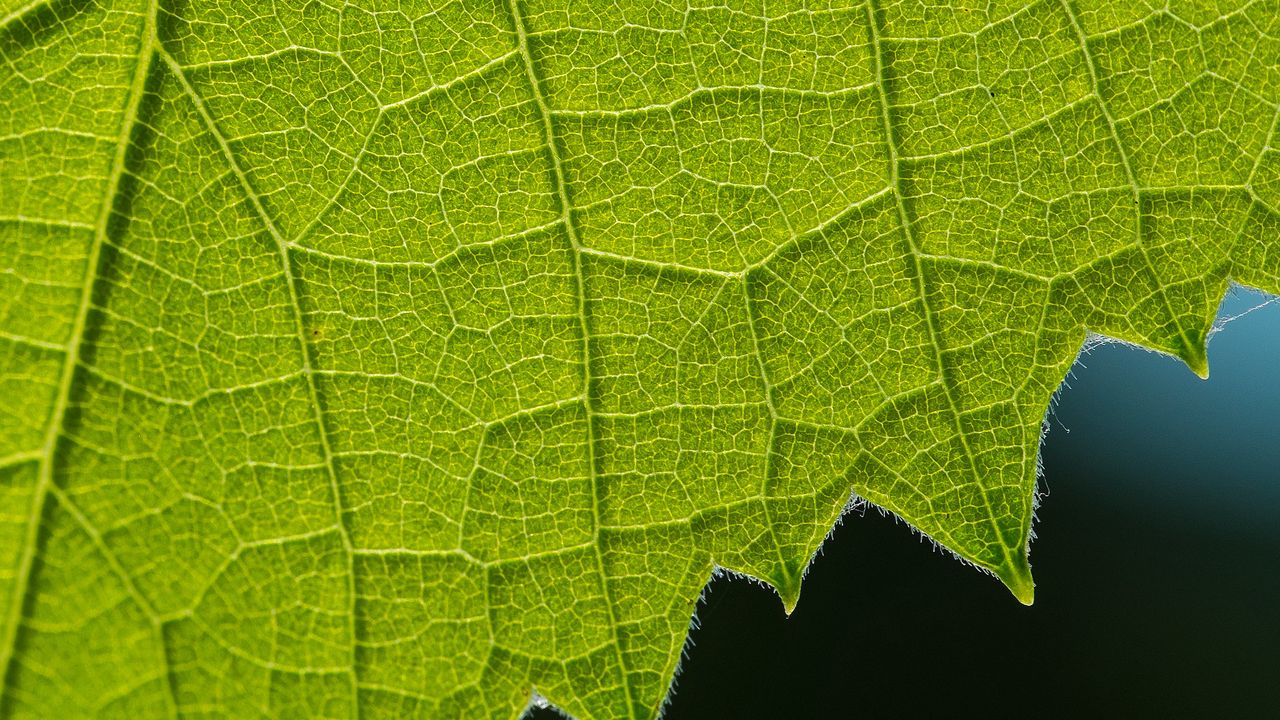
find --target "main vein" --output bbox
[0,0,164,706]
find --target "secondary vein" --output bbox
[156,46,362,717]
[864,0,1028,578]
[505,0,639,715]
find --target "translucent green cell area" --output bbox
[2,0,1278,718]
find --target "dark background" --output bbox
[533,286,1280,719]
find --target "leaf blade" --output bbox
[2,1,1278,718]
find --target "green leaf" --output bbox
[1,0,1277,717]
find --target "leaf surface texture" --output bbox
[1,0,1278,717]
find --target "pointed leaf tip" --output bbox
[995,557,1035,606]
[1181,337,1210,380]
[775,570,803,616]
[1189,353,1210,380]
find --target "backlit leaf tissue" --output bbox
[1,0,1277,717]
